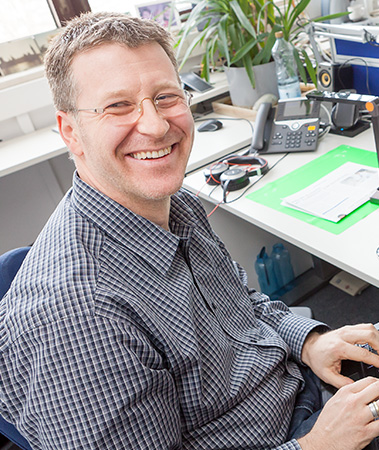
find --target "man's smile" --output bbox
[130,146,172,160]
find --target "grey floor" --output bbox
[300,282,379,329]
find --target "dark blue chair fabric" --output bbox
[0,246,33,450]
[0,246,31,298]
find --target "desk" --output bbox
[187,113,254,174]
[183,122,379,289]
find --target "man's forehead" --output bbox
[71,42,180,103]
[72,41,166,63]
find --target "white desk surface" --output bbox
[183,123,379,289]
[0,127,66,178]
[187,113,253,174]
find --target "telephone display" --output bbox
[252,98,321,154]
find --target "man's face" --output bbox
[58,42,194,214]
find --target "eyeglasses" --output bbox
[75,90,193,124]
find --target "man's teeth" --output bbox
[131,146,172,160]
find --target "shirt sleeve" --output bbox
[2,314,182,450]
[210,228,329,363]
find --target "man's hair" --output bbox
[44,11,179,112]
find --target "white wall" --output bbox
[307,1,323,18]
[200,198,313,289]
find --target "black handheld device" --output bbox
[180,72,213,93]
[341,341,379,381]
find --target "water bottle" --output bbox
[271,243,295,290]
[272,31,301,99]
[255,247,279,297]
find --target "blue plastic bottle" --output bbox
[271,243,295,290]
[255,247,279,297]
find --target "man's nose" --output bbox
[136,98,170,137]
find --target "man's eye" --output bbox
[156,94,180,107]
[105,102,134,114]
[156,94,177,101]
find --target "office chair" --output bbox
[0,246,33,450]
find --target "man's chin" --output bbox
[142,179,184,200]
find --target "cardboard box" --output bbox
[211,85,315,121]
[211,96,257,121]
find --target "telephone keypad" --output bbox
[269,122,319,153]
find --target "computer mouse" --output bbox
[197,119,223,132]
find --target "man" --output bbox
[1,11,379,450]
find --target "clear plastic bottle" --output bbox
[272,31,301,99]
[271,243,295,289]
[255,247,279,296]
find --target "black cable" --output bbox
[206,152,289,204]
[338,57,371,94]
[364,29,379,47]
[224,153,289,204]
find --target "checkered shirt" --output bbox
[0,173,324,449]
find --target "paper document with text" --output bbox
[281,162,378,222]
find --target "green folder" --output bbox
[246,145,379,235]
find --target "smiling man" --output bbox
[57,40,194,229]
[2,11,379,450]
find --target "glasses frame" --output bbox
[74,90,193,122]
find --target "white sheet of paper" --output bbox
[281,162,379,222]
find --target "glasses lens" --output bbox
[156,92,191,117]
[97,91,191,124]
[105,102,136,117]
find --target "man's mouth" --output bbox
[130,146,172,160]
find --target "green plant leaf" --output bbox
[230,0,257,38]
[302,49,317,85]
[177,32,206,71]
[287,0,311,31]
[231,36,260,64]
[218,15,231,65]
[243,53,256,88]
[253,30,276,65]
[312,12,351,23]
[293,47,307,84]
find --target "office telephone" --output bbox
[252,98,321,154]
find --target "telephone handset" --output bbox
[251,102,275,151]
[251,98,321,154]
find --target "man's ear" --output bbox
[56,111,83,157]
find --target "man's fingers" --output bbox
[340,343,379,368]
[352,378,379,405]
[336,324,379,350]
[347,376,379,394]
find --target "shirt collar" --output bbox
[70,172,198,274]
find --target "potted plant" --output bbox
[176,0,347,107]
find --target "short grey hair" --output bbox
[44,11,179,112]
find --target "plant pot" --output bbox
[224,62,279,108]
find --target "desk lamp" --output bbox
[306,90,379,204]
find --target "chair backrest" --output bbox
[0,246,33,450]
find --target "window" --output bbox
[0,0,57,44]
[87,0,131,13]
[0,0,187,80]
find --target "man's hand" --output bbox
[298,377,379,450]
[301,324,379,388]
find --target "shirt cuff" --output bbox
[278,312,330,363]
